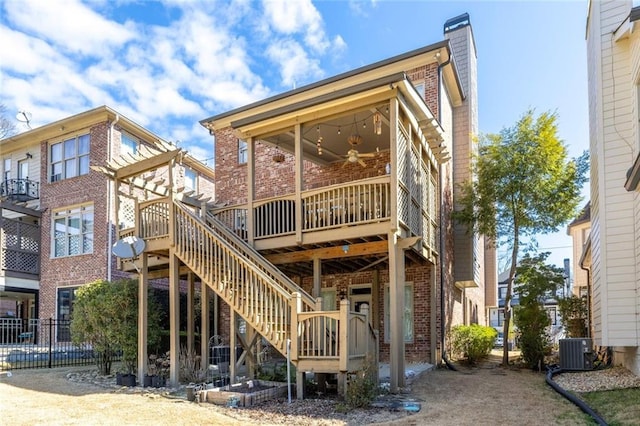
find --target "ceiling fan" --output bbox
[342,134,378,168]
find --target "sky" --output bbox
[0,0,591,275]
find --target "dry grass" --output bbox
[0,352,595,426]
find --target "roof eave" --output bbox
[201,40,455,130]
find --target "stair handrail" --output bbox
[173,201,297,301]
[197,204,315,311]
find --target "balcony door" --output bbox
[18,160,29,194]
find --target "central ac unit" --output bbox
[559,338,593,371]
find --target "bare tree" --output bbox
[0,104,18,139]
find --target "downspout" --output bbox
[107,114,120,281]
[579,263,591,339]
[437,53,456,370]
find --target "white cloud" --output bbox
[3,0,135,56]
[262,0,330,53]
[0,0,347,155]
[266,39,323,89]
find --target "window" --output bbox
[50,135,90,182]
[121,133,139,157]
[321,288,337,310]
[238,139,248,164]
[498,286,507,300]
[3,158,10,182]
[57,287,78,341]
[52,204,94,257]
[547,307,558,326]
[413,81,425,100]
[184,167,197,192]
[384,282,414,343]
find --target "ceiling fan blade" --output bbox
[342,159,349,168]
[358,159,367,167]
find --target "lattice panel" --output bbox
[1,219,40,252]
[119,195,136,229]
[422,213,430,250]
[410,200,421,236]
[410,148,420,200]
[1,249,39,274]
[421,163,429,215]
[430,176,438,220]
[398,187,409,227]
[397,126,408,186]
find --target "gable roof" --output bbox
[201,39,464,132]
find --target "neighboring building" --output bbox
[488,270,563,348]
[567,202,591,298]
[586,1,640,375]
[0,106,215,341]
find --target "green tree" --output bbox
[513,252,563,369]
[454,109,589,365]
[71,279,163,375]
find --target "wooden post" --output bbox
[187,272,195,352]
[338,298,350,396]
[230,312,236,384]
[169,251,180,387]
[388,233,405,392]
[290,292,301,362]
[313,257,321,298]
[201,280,210,369]
[247,137,255,245]
[137,253,148,385]
[294,123,303,244]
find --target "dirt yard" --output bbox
[0,356,589,426]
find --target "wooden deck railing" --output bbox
[138,198,170,240]
[202,207,316,312]
[212,176,391,241]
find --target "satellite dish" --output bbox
[112,235,145,259]
[16,111,33,129]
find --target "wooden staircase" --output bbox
[171,200,378,385]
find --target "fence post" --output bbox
[48,317,53,369]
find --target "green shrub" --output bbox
[449,324,497,364]
[558,296,588,337]
[514,303,551,369]
[345,357,377,408]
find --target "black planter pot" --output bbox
[143,375,153,388]
[151,375,166,388]
[116,373,123,386]
[121,373,136,387]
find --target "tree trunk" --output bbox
[502,234,519,366]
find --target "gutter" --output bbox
[437,55,457,371]
[107,113,120,281]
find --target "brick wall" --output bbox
[214,129,391,205]
[407,63,439,120]
[38,123,111,320]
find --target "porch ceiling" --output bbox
[259,235,426,277]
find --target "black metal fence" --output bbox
[0,318,121,370]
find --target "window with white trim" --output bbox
[238,139,248,164]
[3,158,10,182]
[50,135,90,182]
[121,133,138,157]
[52,204,94,257]
[413,81,425,101]
[384,282,414,343]
[184,167,197,192]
